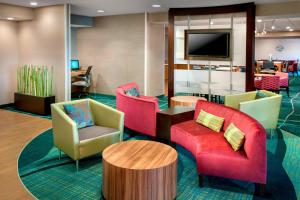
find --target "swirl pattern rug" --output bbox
[17,77,300,200]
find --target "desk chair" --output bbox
[72,66,93,98]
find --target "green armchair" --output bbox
[51,99,124,170]
[224,90,282,130]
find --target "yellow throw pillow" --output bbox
[224,123,245,151]
[196,110,225,132]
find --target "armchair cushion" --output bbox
[196,110,224,132]
[224,123,245,151]
[78,126,118,141]
[63,101,94,129]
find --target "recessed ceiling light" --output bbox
[257,19,262,22]
[30,2,38,6]
[152,4,161,8]
[286,26,290,29]
[289,29,294,31]
[97,10,105,13]
[7,17,14,20]
[210,21,214,25]
[271,26,275,30]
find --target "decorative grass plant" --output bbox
[17,65,54,97]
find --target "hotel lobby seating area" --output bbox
[0,1,300,200]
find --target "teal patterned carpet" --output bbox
[9,76,300,199]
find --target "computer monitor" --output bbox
[71,60,80,70]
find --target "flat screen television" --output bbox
[184,29,232,61]
[71,59,80,70]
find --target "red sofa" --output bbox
[116,82,159,137]
[171,100,267,188]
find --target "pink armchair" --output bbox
[254,75,280,93]
[116,82,159,137]
[275,72,289,96]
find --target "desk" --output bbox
[255,73,274,77]
[71,69,86,80]
[71,69,87,94]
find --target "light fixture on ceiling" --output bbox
[30,2,38,6]
[271,19,275,30]
[210,21,214,25]
[289,29,294,31]
[152,4,161,8]
[97,10,105,13]
[7,17,14,20]
[286,26,290,29]
[257,19,262,23]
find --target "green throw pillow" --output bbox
[255,91,268,99]
[196,110,225,132]
[125,87,140,97]
[63,101,94,129]
[224,123,245,151]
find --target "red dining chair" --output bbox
[254,75,280,93]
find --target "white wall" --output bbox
[71,27,78,59]
[146,21,165,96]
[18,5,67,102]
[0,20,19,104]
[77,14,145,95]
[255,38,300,61]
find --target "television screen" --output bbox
[185,29,231,60]
[71,60,80,70]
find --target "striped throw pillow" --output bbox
[224,123,245,151]
[196,110,224,132]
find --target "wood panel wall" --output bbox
[167,3,256,106]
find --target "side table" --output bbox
[156,106,194,143]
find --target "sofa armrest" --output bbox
[51,104,79,160]
[224,91,257,109]
[240,95,282,129]
[89,99,124,140]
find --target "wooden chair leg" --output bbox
[255,183,266,197]
[198,175,204,187]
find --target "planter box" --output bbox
[14,93,55,115]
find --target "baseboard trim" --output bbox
[0,103,14,108]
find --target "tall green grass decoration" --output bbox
[17,65,54,97]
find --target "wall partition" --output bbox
[174,13,247,101]
[168,3,256,105]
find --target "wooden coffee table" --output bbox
[102,140,177,200]
[171,96,206,107]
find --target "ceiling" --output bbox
[256,17,300,32]
[0,0,297,17]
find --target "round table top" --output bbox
[171,96,207,103]
[103,140,177,170]
[255,73,274,77]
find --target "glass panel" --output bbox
[173,13,247,99]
